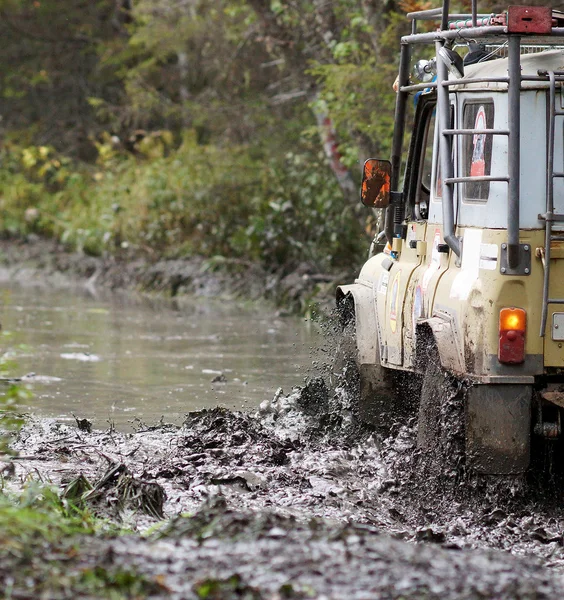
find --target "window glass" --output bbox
[419,109,435,194]
[463,101,494,201]
[414,105,436,218]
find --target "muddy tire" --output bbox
[331,296,401,431]
[417,348,465,477]
[530,402,564,487]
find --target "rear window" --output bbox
[463,101,494,202]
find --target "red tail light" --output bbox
[498,308,526,364]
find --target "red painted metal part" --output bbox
[499,329,526,364]
[507,6,552,35]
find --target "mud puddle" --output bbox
[7,378,564,598]
[0,284,318,429]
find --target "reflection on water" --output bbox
[0,285,319,430]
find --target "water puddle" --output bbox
[0,284,319,429]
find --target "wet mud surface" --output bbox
[7,379,564,598]
[3,239,564,596]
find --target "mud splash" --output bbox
[7,375,564,597]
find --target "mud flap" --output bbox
[466,384,531,474]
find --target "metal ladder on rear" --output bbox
[539,70,564,337]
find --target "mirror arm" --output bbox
[384,204,394,245]
[391,191,404,239]
[384,192,404,247]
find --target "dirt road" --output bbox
[7,379,564,598]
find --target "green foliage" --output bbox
[194,574,261,599]
[0,0,127,159]
[0,483,159,598]
[0,482,95,537]
[309,4,413,161]
[0,0,426,281]
[240,146,363,271]
[0,134,364,272]
[311,61,398,161]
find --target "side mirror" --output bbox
[360,158,391,208]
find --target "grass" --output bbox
[0,481,162,598]
[0,350,163,598]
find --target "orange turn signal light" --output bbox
[500,307,526,332]
[499,307,526,364]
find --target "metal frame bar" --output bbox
[398,74,559,93]
[404,28,564,44]
[400,82,437,93]
[406,8,491,22]
[507,35,521,270]
[406,7,442,21]
[539,211,564,222]
[540,71,557,336]
[435,39,460,257]
[449,17,491,30]
[443,128,509,135]
[441,0,450,32]
[444,176,509,184]
[441,77,509,86]
[441,75,564,87]
[402,27,508,45]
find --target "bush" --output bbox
[0,133,366,273]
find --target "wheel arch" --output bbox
[415,315,465,375]
[336,284,379,366]
[416,317,532,474]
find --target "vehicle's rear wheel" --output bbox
[331,295,404,432]
[417,347,465,478]
[530,405,562,487]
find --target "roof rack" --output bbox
[405,4,564,40]
[481,44,564,58]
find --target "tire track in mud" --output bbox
[7,377,564,597]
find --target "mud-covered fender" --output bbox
[418,317,531,474]
[416,314,465,375]
[336,283,379,366]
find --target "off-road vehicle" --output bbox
[337,3,564,474]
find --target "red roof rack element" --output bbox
[507,6,552,34]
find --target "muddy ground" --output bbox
[6,379,564,598]
[0,236,344,313]
[4,236,564,598]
